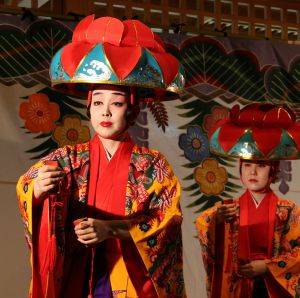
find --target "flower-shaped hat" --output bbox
[50,15,185,100]
[209,103,300,160]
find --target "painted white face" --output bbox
[241,161,271,192]
[90,87,128,141]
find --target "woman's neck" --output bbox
[98,135,125,157]
[249,190,267,204]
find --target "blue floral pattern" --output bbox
[179,126,209,162]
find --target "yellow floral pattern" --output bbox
[53,116,90,147]
[194,158,228,195]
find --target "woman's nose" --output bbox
[102,106,111,117]
[250,165,257,174]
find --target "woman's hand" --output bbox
[238,260,267,278]
[74,218,130,246]
[33,163,64,199]
[216,203,237,224]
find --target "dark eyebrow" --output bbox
[92,91,128,97]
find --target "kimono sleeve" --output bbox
[265,202,300,296]
[16,160,44,253]
[195,206,219,296]
[16,160,49,297]
[127,151,185,297]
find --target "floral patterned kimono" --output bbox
[16,136,185,298]
[196,190,300,298]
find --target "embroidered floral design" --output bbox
[53,116,90,147]
[23,166,38,181]
[278,260,287,268]
[277,207,289,221]
[194,158,228,195]
[134,155,151,171]
[285,272,292,280]
[179,126,209,162]
[289,237,300,249]
[154,158,171,183]
[147,219,184,295]
[202,105,229,133]
[127,180,149,212]
[147,236,158,247]
[19,93,60,133]
[139,222,151,232]
[157,186,176,211]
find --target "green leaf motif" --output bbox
[180,37,267,103]
[0,19,72,87]
[265,59,300,105]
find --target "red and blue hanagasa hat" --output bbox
[209,103,300,160]
[49,15,185,101]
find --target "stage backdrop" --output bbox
[1,14,300,298]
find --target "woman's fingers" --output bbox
[74,218,109,245]
[34,165,64,198]
[217,204,237,222]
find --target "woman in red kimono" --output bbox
[196,103,300,298]
[17,15,186,298]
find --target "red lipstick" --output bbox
[249,179,258,182]
[100,121,112,127]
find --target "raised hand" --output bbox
[33,163,64,199]
[216,203,238,223]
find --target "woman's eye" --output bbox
[93,101,102,106]
[258,164,266,168]
[113,102,124,107]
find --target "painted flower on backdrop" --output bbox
[202,106,229,133]
[19,93,60,133]
[179,126,209,162]
[194,158,228,195]
[53,115,90,147]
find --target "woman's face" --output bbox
[241,160,271,191]
[90,87,128,141]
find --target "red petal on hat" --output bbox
[72,15,95,42]
[252,127,282,156]
[287,123,300,149]
[218,122,246,152]
[230,104,240,123]
[152,52,179,86]
[263,107,294,128]
[86,17,124,46]
[61,42,95,78]
[121,20,155,48]
[103,43,141,80]
[238,109,265,126]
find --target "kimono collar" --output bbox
[87,134,135,218]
